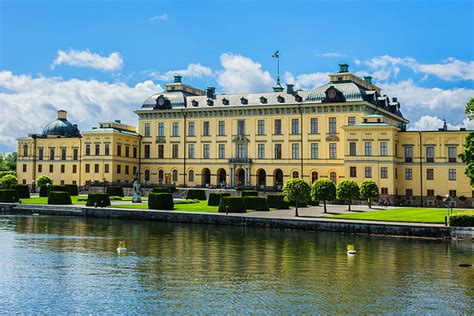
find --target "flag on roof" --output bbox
[272,50,279,58]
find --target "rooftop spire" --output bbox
[272,50,284,92]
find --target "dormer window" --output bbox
[260,96,267,104]
[240,97,248,105]
[295,94,303,102]
[207,99,214,106]
[192,100,198,107]
[277,96,285,103]
[222,98,229,105]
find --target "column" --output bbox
[230,166,234,187]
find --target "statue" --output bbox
[132,177,142,203]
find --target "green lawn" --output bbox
[112,200,220,213]
[20,196,88,205]
[327,208,472,224]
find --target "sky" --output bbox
[0,0,473,152]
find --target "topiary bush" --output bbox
[244,196,269,211]
[51,185,67,192]
[186,189,207,200]
[267,194,289,209]
[241,190,258,198]
[36,175,52,187]
[208,192,231,206]
[218,196,247,213]
[106,186,124,197]
[39,185,49,197]
[47,191,72,205]
[449,211,474,227]
[0,174,18,189]
[86,193,111,207]
[152,187,170,193]
[148,193,174,210]
[65,184,79,196]
[13,184,30,199]
[0,189,20,203]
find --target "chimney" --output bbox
[286,84,295,95]
[57,110,67,120]
[339,64,349,73]
[174,75,182,83]
[392,97,397,103]
[206,87,216,99]
[115,120,121,124]
[363,76,373,84]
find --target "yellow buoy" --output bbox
[117,241,127,253]
[347,244,357,255]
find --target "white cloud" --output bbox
[409,115,474,131]
[0,71,162,152]
[149,63,214,81]
[149,14,168,22]
[51,49,123,72]
[284,71,330,89]
[217,53,274,93]
[317,52,344,58]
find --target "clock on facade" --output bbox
[327,88,337,99]
[157,95,166,106]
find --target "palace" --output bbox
[16,64,472,207]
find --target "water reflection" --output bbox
[0,215,472,314]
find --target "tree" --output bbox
[459,99,474,186]
[465,98,474,121]
[336,179,360,211]
[0,174,18,189]
[360,180,378,208]
[311,179,336,213]
[283,178,311,217]
[36,175,53,187]
[0,152,17,171]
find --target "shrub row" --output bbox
[149,193,174,210]
[13,184,30,199]
[267,194,289,209]
[65,184,79,196]
[241,190,258,198]
[39,184,78,197]
[106,186,124,197]
[218,196,246,213]
[0,189,19,203]
[449,212,474,227]
[152,187,170,194]
[86,193,111,207]
[186,189,206,200]
[39,185,49,197]
[48,191,72,205]
[244,196,269,211]
[208,192,231,206]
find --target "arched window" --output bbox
[144,169,150,181]
[172,170,178,182]
[292,171,299,178]
[158,170,164,180]
[189,170,194,182]
[23,145,28,157]
[311,171,318,183]
[330,172,337,183]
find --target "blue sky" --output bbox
[0,0,473,152]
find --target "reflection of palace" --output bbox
[17,64,471,206]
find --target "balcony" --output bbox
[229,158,253,164]
[155,136,166,143]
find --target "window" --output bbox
[144,170,150,181]
[39,148,44,160]
[125,165,129,175]
[395,168,398,179]
[426,146,434,162]
[117,165,121,174]
[257,120,265,135]
[405,146,413,162]
[188,144,195,159]
[448,169,456,181]
[59,148,66,160]
[291,119,299,135]
[292,143,299,159]
[133,147,137,158]
[349,142,356,156]
[203,144,210,159]
[311,172,319,183]
[38,164,42,172]
[85,144,91,156]
[144,123,151,137]
[22,164,27,172]
[395,144,398,157]
[59,164,64,173]
[237,120,245,135]
[405,168,413,180]
[274,119,282,135]
[50,148,55,160]
[104,164,109,173]
[104,144,110,156]
[125,146,129,157]
[406,189,413,197]
[258,144,265,159]
[274,144,282,159]
[448,146,457,163]
[189,170,194,182]
[49,164,54,173]
[92,144,98,156]
[188,122,195,136]
[23,145,28,157]
[85,164,90,173]
[348,117,356,125]
[449,190,456,197]
[117,145,122,156]
[365,167,372,178]
[172,122,179,137]
[203,121,210,136]
[311,143,318,159]
[94,164,99,173]
[329,143,337,159]
[158,122,164,137]
[292,171,299,178]
[218,121,225,136]
[172,144,178,159]
[172,170,178,182]
[144,145,150,159]
[72,165,77,173]
[364,142,372,156]
[330,172,337,183]
[350,166,357,177]
[381,188,388,195]
[427,169,434,180]
[329,117,337,134]
[133,166,137,176]
[310,118,319,134]
[380,142,388,156]
[381,167,388,179]
[237,143,246,158]
[218,144,225,159]
[158,145,164,159]
[427,189,434,196]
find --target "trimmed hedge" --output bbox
[149,193,174,210]
[152,187,170,193]
[241,190,258,198]
[449,212,474,227]
[289,201,307,208]
[267,194,289,209]
[39,185,48,197]
[244,196,269,211]
[48,191,72,205]
[14,184,30,199]
[208,192,231,206]
[86,193,111,207]
[186,189,207,200]
[106,186,124,197]
[65,184,79,196]
[51,185,67,192]
[218,196,247,213]
[0,189,20,203]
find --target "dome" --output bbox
[42,110,80,137]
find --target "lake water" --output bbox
[0,215,472,314]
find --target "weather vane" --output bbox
[272,50,283,92]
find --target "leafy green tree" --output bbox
[0,174,18,189]
[336,179,360,211]
[36,175,53,187]
[360,180,378,208]
[465,98,474,121]
[459,98,474,186]
[283,178,311,217]
[311,179,336,213]
[0,152,17,171]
